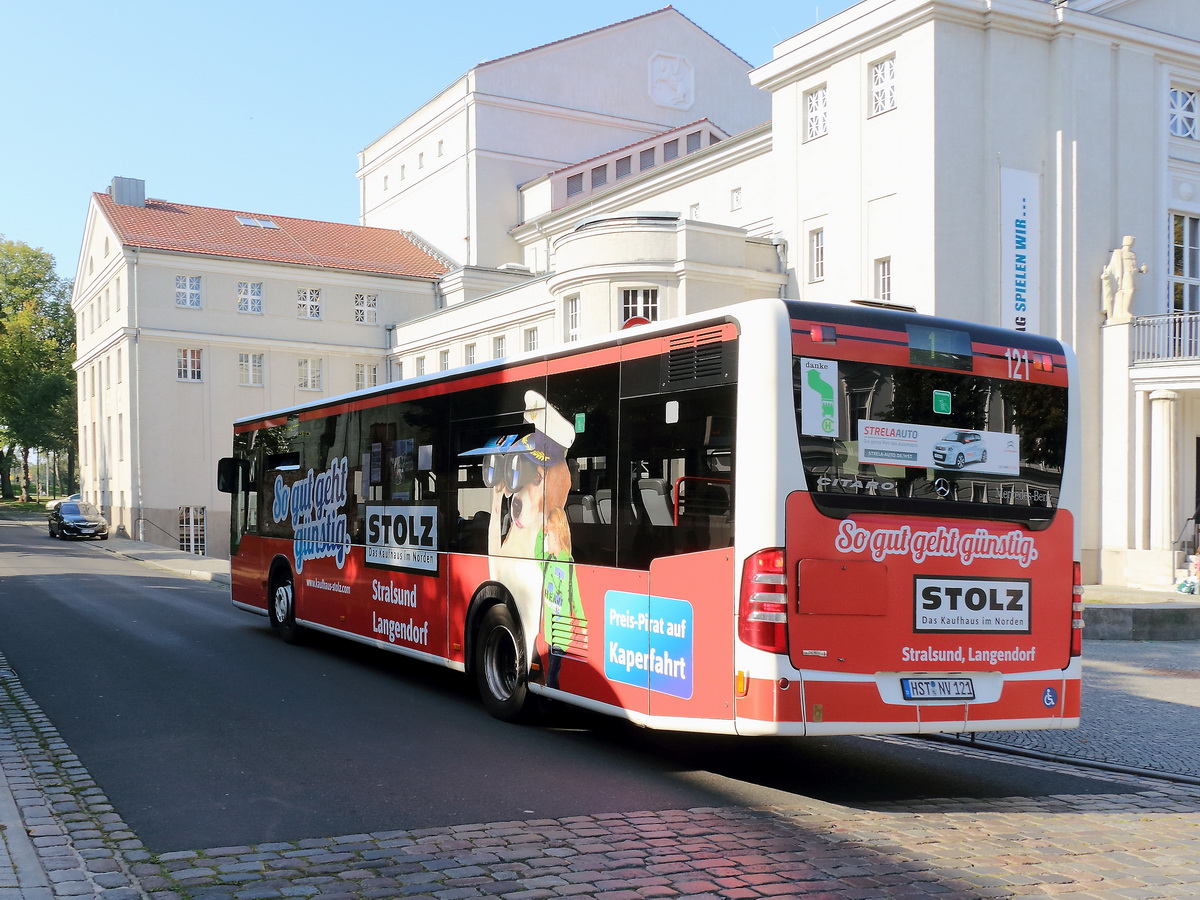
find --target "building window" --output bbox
[591,165,608,189]
[297,288,321,319]
[465,343,476,366]
[806,85,828,139]
[179,506,205,556]
[622,288,659,324]
[688,203,700,219]
[640,147,656,171]
[238,352,264,386]
[566,295,580,342]
[663,139,679,161]
[493,335,506,359]
[395,361,404,381]
[354,292,378,325]
[615,156,632,178]
[176,348,202,382]
[730,187,743,211]
[297,357,322,391]
[175,275,201,308]
[686,131,702,153]
[809,229,825,282]
[440,349,450,370]
[437,140,444,156]
[1171,89,1199,139]
[524,328,538,352]
[416,356,426,376]
[418,152,425,168]
[875,257,892,302]
[566,173,584,197]
[237,281,263,314]
[355,363,379,391]
[871,56,896,116]
[1171,214,1200,313]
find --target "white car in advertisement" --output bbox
[932,431,987,469]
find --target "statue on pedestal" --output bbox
[1101,235,1147,324]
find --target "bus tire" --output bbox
[269,568,304,645]
[474,604,529,722]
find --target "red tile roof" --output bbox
[95,192,450,279]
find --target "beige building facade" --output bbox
[72,182,446,552]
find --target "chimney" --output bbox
[110,176,146,207]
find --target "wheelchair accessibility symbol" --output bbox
[1042,687,1058,708]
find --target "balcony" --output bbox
[1132,312,1200,364]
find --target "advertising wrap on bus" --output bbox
[219,297,1080,737]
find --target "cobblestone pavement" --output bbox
[968,641,1200,781]
[1,640,1199,900]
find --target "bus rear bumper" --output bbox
[734,664,1081,736]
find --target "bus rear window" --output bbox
[793,357,1067,528]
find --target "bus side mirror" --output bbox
[217,457,250,493]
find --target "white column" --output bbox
[1132,388,1149,550]
[1148,389,1179,551]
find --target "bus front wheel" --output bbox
[474,604,529,722]
[269,569,304,645]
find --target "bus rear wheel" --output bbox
[474,604,529,722]
[269,569,304,644]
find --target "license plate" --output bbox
[900,677,975,701]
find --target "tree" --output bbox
[0,238,70,324]
[0,238,75,501]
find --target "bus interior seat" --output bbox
[637,478,674,526]
[566,493,596,523]
[595,489,612,524]
[458,509,490,553]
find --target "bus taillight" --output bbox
[1071,561,1084,657]
[739,548,789,654]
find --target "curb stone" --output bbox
[0,654,155,899]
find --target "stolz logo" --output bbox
[914,576,1031,634]
[365,504,438,574]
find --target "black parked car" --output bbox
[48,501,110,540]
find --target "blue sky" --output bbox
[0,0,856,280]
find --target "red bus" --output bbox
[218,298,1081,735]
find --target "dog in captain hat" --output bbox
[463,391,577,673]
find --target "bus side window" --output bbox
[617,386,735,570]
[545,365,618,568]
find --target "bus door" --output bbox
[618,386,738,725]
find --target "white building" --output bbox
[757,0,1200,587]
[74,1,1200,587]
[357,8,772,270]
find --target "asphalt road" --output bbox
[0,520,1137,853]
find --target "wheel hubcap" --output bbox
[483,627,518,701]
[273,583,293,623]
